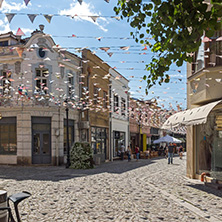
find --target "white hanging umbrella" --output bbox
[153,135,182,144]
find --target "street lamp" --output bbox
[65,98,70,168]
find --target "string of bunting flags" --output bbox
[3,12,123,24]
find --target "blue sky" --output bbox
[0,0,187,110]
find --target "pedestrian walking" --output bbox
[127,145,131,162]
[168,142,174,164]
[120,143,125,160]
[135,145,140,161]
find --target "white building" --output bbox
[109,68,129,160]
[0,25,81,165]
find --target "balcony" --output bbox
[189,66,222,105]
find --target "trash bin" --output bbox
[0,190,7,222]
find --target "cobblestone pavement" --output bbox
[0,154,222,222]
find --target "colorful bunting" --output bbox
[100,47,110,52]
[78,0,83,5]
[24,0,30,6]
[16,28,25,36]
[5,13,15,23]
[16,47,25,57]
[27,14,37,23]
[120,46,130,50]
[202,36,212,43]
[44,14,53,23]
[90,16,99,22]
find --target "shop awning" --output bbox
[162,100,222,129]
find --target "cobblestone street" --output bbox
[0,154,222,222]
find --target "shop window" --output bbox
[91,127,106,155]
[114,95,119,112]
[0,117,17,155]
[121,97,126,116]
[113,131,125,157]
[35,69,49,94]
[63,120,74,154]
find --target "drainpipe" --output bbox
[109,80,113,161]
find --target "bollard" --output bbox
[0,190,7,222]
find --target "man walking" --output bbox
[168,142,174,164]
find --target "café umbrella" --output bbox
[153,135,182,144]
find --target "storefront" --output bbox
[91,126,107,162]
[113,131,125,157]
[163,100,222,181]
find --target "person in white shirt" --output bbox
[120,143,125,160]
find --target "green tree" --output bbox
[114,0,222,92]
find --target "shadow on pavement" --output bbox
[0,159,156,182]
[186,183,222,198]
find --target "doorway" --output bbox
[32,117,51,164]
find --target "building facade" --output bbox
[163,29,222,181]
[0,27,81,165]
[109,68,129,160]
[81,49,110,163]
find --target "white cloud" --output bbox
[0,19,11,34]
[0,1,27,13]
[59,1,108,32]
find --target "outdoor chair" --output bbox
[0,191,31,222]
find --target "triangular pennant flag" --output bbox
[16,28,25,36]
[216,36,222,41]
[90,16,99,22]
[24,0,30,6]
[107,52,113,57]
[100,47,110,52]
[78,0,83,5]
[16,47,25,57]
[120,46,130,50]
[0,0,4,8]
[27,14,37,23]
[43,14,53,23]
[202,36,212,43]
[5,13,15,23]
[111,16,120,21]
[96,37,102,41]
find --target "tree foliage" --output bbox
[114,0,222,92]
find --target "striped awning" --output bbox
[162,100,222,130]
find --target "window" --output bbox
[114,95,119,112]
[60,66,65,78]
[93,87,99,105]
[0,117,17,155]
[68,71,75,98]
[103,91,107,108]
[0,70,11,95]
[91,127,106,154]
[38,48,46,58]
[35,69,49,94]
[121,98,126,116]
[0,41,8,46]
[63,120,74,154]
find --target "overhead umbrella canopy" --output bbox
[153,135,182,144]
